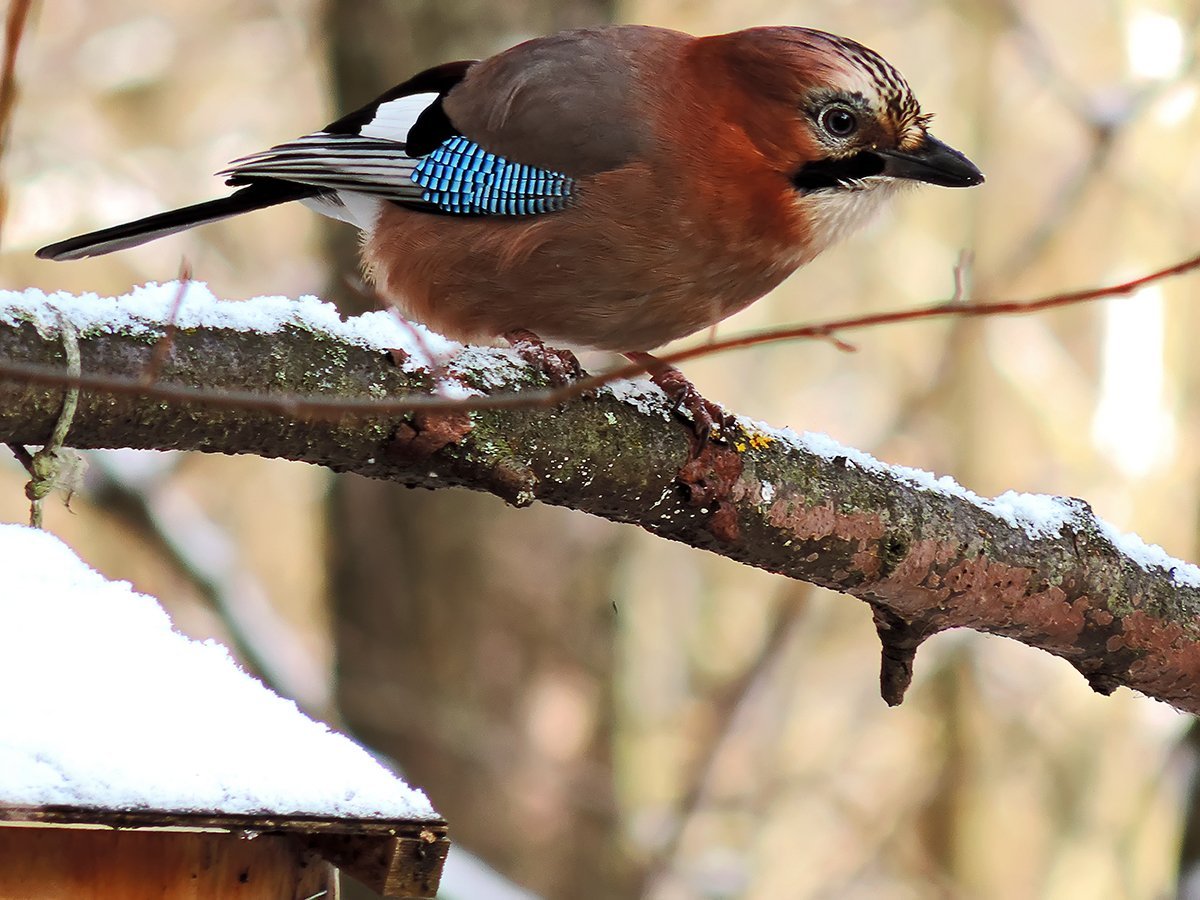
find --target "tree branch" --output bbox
[2,292,1199,714]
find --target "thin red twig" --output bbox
[141,261,191,386]
[2,250,1198,422]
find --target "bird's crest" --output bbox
[814,31,932,146]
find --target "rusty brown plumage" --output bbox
[36,24,982,436]
[367,26,911,351]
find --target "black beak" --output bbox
[876,134,984,188]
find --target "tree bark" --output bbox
[319,4,630,897]
[3,311,1199,719]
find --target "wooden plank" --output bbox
[0,804,446,838]
[0,806,447,898]
[0,826,338,899]
[302,830,450,899]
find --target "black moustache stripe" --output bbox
[791,152,886,192]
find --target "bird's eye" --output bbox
[820,107,858,138]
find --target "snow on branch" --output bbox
[2,284,1199,713]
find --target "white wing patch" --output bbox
[359,92,440,142]
[300,192,382,230]
[217,90,443,215]
[215,90,458,230]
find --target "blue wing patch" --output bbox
[410,135,575,215]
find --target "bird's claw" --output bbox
[505,329,584,386]
[668,380,732,455]
[629,355,731,455]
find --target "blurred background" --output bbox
[3,1,1200,897]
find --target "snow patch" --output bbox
[0,282,459,376]
[757,422,1200,589]
[1096,519,1200,589]
[449,344,530,391]
[0,523,438,820]
[604,377,672,419]
[0,282,577,392]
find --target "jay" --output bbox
[38,25,983,438]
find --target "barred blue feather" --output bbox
[411,135,575,215]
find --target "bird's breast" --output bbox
[365,159,809,351]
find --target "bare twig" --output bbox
[5,274,1200,713]
[85,454,335,719]
[5,441,33,474]
[638,592,810,896]
[0,0,35,249]
[2,249,1199,421]
[993,0,1093,120]
[991,0,1199,279]
[950,251,974,304]
[141,263,192,386]
[22,315,80,527]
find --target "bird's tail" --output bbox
[36,181,318,261]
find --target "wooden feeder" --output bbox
[0,805,449,899]
[0,523,450,899]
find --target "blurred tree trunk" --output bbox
[320,3,633,897]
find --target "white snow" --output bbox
[0,283,674,404]
[0,523,438,821]
[4,282,1195,591]
[0,283,586,396]
[604,377,673,419]
[756,421,1200,589]
[0,281,459,375]
[1096,519,1200,588]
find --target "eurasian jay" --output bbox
[38,25,983,437]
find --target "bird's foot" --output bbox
[505,329,584,386]
[624,352,733,455]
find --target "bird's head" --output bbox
[696,26,982,245]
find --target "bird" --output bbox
[37,24,983,444]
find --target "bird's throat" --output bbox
[793,177,899,260]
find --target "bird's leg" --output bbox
[504,329,584,386]
[624,351,731,452]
